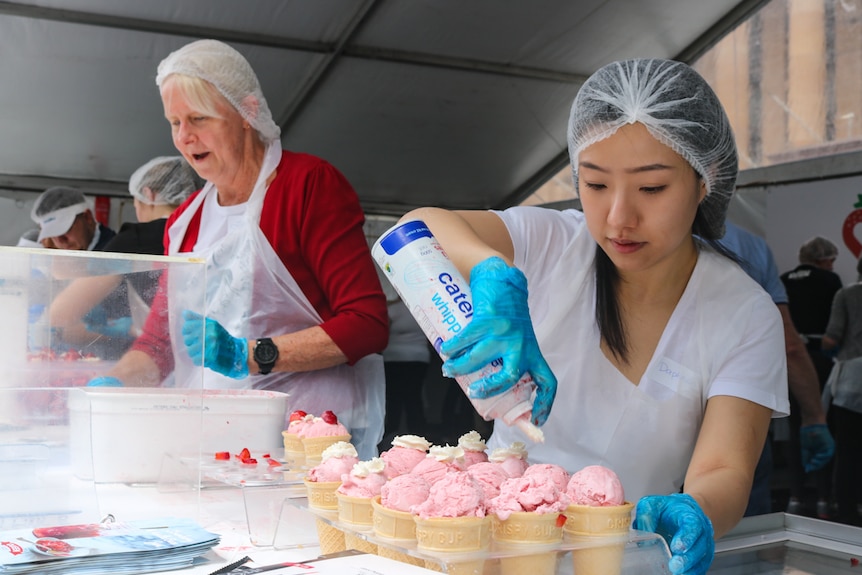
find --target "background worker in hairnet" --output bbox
[403,59,788,575]
[90,39,388,459]
[31,186,116,251]
[49,156,201,356]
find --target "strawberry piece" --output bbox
[289,410,308,422]
[238,448,251,461]
[556,514,567,528]
[262,453,271,458]
[214,451,230,460]
[240,457,257,465]
[321,410,338,424]
[266,458,280,467]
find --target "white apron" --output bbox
[165,142,384,459]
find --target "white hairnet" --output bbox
[156,39,281,144]
[129,156,202,206]
[568,59,738,240]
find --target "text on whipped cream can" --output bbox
[372,220,543,441]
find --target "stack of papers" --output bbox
[0,517,219,574]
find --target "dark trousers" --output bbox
[832,405,862,526]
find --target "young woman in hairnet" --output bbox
[91,40,388,459]
[404,59,789,575]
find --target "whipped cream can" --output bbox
[372,220,543,442]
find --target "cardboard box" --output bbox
[69,388,288,483]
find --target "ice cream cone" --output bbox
[282,430,306,467]
[304,478,341,510]
[414,515,491,575]
[562,501,634,575]
[303,434,351,467]
[371,496,425,567]
[492,511,564,575]
[337,492,378,555]
[304,478,345,554]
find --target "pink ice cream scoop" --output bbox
[458,430,489,466]
[411,471,486,519]
[411,444,467,485]
[489,442,529,478]
[337,458,388,498]
[307,441,359,482]
[487,474,570,521]
[467,461,509,501]
[522,463,569,492]
[380,434,431,479]
[381,473,431,512]
[566,465,625,507]
[299,411,350,438]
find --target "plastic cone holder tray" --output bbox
[288,497,674,575]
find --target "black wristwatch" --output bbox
[252,338,278,375]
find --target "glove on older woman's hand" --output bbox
[181,310,249,379]
[634,493,714,575]
[800,423,834,472]
[87,376,123,387]
[439,256,557,426]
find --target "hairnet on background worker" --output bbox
[128,156,202,206]
[398,58,788,575]
[31,187,90,242]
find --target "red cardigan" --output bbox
[132,150,389,380]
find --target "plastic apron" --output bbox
[165,141,385,459]
[488,233,706,502]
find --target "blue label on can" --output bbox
[378,220,433,255]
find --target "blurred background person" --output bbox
[822,255,862,527]
[49,156,201,359]
[30,186,116,251]
[91,39,387,459]
[719,222,834,517]
[780,236,842,517]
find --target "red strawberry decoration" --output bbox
[214,451,230,461]
[556,514,567,528]
[321,410,338,424]
[842,195,862,259]
[289,410,308,422]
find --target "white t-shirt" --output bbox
[488,206,790,501]
[193,192,247,252]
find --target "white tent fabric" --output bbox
[0,0,766,218]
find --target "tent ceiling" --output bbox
[0,0,766,215]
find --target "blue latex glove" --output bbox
[85,316,133,339]
[439,256,557,426]
[800,423,835,472]
[634,493,714,575]
[181,310,249,379]
[87,376,123,387]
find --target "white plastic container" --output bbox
[372,220,543,442]
[69,388,288,483]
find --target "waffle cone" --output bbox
[370,496,425,567]
[336,493,377,554]
[414,515,491,575]
[282,431,306,466]
[563,502,634,575]
[492,511,564,575]
[303,478,341,510]
[315,518,346,555]
[302,434,351,466]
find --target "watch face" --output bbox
[254,339,278,365]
